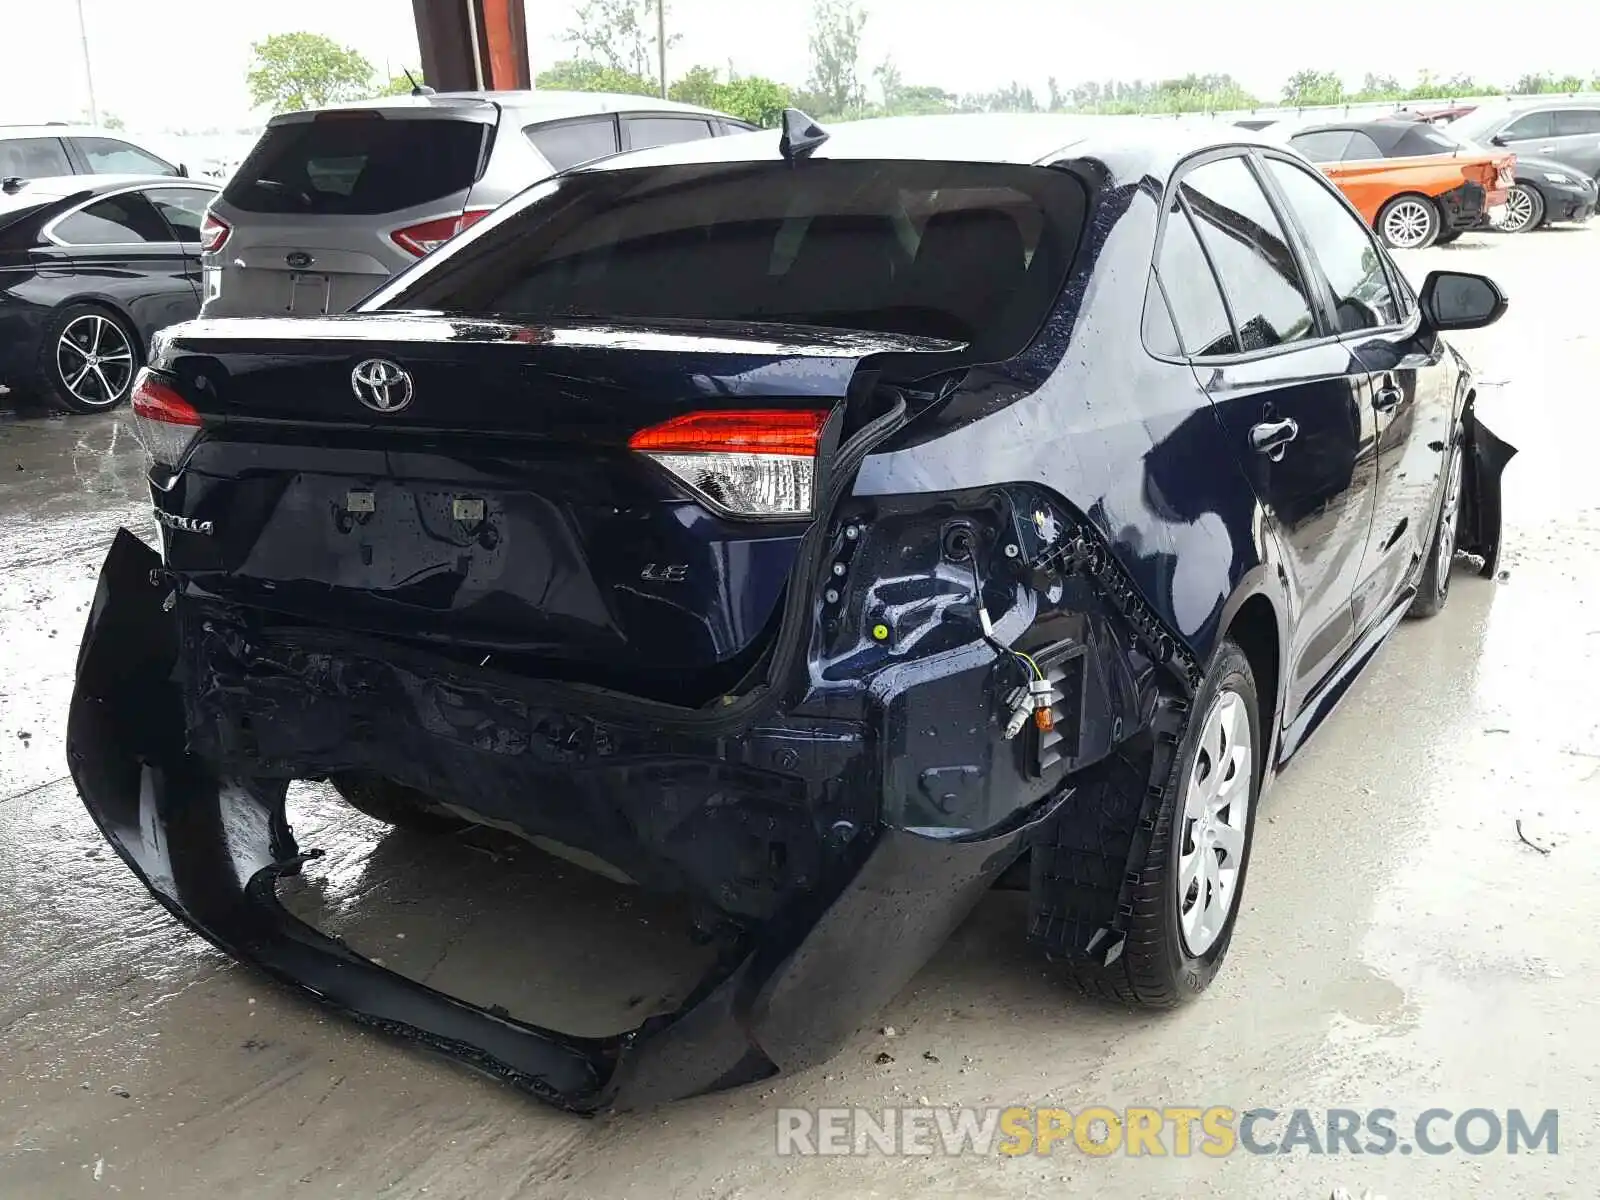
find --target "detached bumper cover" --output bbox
[68,531,1042,1112]
[1459,409,1517,578]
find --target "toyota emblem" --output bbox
[350,358,414,413]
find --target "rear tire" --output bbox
[329,772,468,834]
[1377,194,1441,250]
[1407,434,1465,618]
[1031,639,1261,1006]
[34,303,140,414]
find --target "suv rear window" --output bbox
[387,160,1087,354]
[222,116,489,215]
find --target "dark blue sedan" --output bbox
[69,111,1514,1111]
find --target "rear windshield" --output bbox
[222,116,489,216]
[385,160,1088,354]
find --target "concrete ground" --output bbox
[2,224,1596,1199]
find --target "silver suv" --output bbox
[199,91,752,318]
[1450,98,1600,182]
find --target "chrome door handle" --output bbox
[1249,417,1299,461]
[1373,385,1404,413]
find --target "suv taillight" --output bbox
[200,212,230,254]
[628,409,829,518]
[390,207,492,257]
[130,370,202,469]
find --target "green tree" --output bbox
[668,64,722,108]
[806,0,868,118]
[377,68,425,97]
[536,59,656,97]
[714,76,792,126]
[1352,72,1402,100]
[564,0,677,89]
[867,58,952,116]
[1282,69,1345,106]
[1513,72,1586,93]
[246,32,376,114]
[962,82,1040,113]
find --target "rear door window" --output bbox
[222,116,489,215]
[526,117,620,171]
[1554,108,1600,136]
[624,116,716,150]
[74,136,176,175]
[51,191,174,245]
[1502,111,1554,140]
[0,136,73,178]
[1148,202,1237,357]
[1177,156,1318,353]
[145,186,216,242]
[388,159,1087,357]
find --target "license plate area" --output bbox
[287,271,331,315]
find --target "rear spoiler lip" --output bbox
[151,312,967,361]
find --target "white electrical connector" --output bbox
[1002,685,1031,740]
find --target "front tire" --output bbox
[34,303,140,414]
[1499,183,1545,234]
[1407,436,1465,618]
[1377,194,1441,250]
[1039,639,1262,1006]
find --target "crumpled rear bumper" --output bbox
[67,530,1042,1112]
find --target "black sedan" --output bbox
[71,113,1514,1111]
[0,174,218,413]
[1496,151,1599,233]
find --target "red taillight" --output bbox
[628,409,828,456]
[130,370,202,468]
[629,409,829,518]
[200,212,230,253]
[390,207,493,257]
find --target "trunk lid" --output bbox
[149,314,960,704]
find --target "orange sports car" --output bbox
[1283,119,1514,249]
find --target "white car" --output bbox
[0,124,190,181]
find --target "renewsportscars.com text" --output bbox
[775,1106,1559,1157]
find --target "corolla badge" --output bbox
[350,358,414,413]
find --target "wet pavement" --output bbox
[2,227,1596,1198]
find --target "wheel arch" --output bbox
[51,293,146,357]
[1212,572,1286,780]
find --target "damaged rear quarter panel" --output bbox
[853,174,1273,684]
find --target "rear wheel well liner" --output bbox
[1220,590,1281,776]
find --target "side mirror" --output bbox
[1489,133,1509,147]
[1419,270,1507,332]
[177,162,190,178]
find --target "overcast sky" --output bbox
[1,0,1591,134]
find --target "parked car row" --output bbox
[3,92,1595,415]
[1244,96,1599,247]
[1,92,748,412]
[0,174,219,412]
